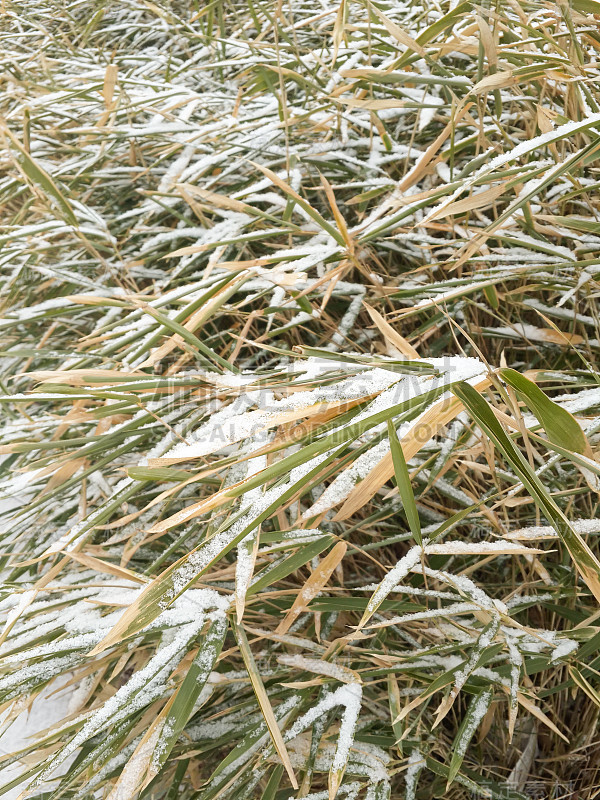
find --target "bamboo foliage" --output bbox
[1,1,600,799]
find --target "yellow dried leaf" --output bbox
[364,303,419,358]
[425,184,506,222]
[276,541,347,634]
[472,70,517,94]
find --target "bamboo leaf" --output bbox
[387,420,421,544]
[250,162,346,246]
[453,382,600,602]
[232,619,298,789]
[446,688,493,788]
[499,368,590,455]
[0,124,78,225]
[275,540,347,634]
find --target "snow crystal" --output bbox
[405,748,424,800]
[453,688,493,764]
[550,638,578,662]
[284,682,363,775]
[504,518,600,540]
[365,543,427,616]
[278,654,358,684]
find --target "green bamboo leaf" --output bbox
[126,467,196,482]
[151,616,228,776]
[446,688,493,788]
[453,382,600,602]
[387,420,421,544]
[487,138,600,241]
[153,380,452,532]
[572,0,600,13]
[539,215,600,234]
[248,535,334,595]
[393,1,473,68]
[499,367,589,455]
[126,272,240,363]
[295,345,436,374]
[1,126,78,226]
[250,161,346,246]
[260,765,284,800]
[137,302,238,373]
